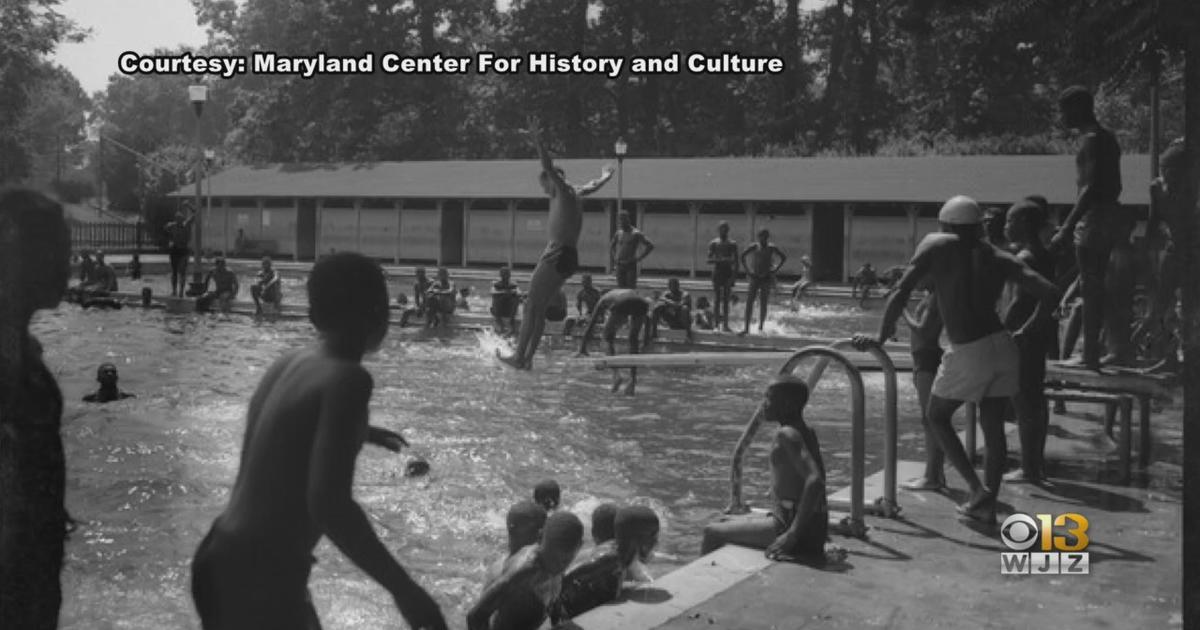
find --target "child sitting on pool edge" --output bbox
[701,375,845,566]
[551,505,660,624]
[467,511,584,630]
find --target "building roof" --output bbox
[172,154,1154,206]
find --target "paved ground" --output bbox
[567,402,1184,629]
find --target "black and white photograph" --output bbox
[1,0,1197,628]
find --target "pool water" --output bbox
[38,300,923,629]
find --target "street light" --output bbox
[188,84,207,286]
[612,137,627,275]
[204,149,215,252]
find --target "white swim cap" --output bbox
[938,195,982,225]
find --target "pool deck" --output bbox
[563,406,1184,630]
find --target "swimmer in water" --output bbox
[498,119,614,369]
[190,252,447,630]
[467,511,584,630]
[551,505,660,624]
[703,375,843,565]
[82,363,135,403]
[576,289,653,396]
[534,479,561,511]
[590,503,619,545]
[486,500,549,583]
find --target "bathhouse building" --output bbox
[170,155,1153,282]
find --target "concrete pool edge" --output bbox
[561,545,771,630]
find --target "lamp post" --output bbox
[188,84,207,275]
[204,149,215,251]
[612,137,627,275]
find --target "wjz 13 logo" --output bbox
[1000,513,1090,575]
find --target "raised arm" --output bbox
[307,367,446,630]
[577,164,616,196]
[530,125,566,189]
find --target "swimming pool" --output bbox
[39,299,924,629]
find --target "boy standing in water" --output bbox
[498,121,614,369]
[190,253,446,630]
[707,221,739,331]
[468,511,584,630]
[739,229,787,335]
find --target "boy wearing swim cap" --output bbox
[190,253,446,630]
[873,196,1058,524]
[703,376,840,563]
[551,505,660,623]
[468,511,584,630]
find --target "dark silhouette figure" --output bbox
[0,189,73,629]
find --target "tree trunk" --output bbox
[564,0,589,155]
[852,0,881,153]
[819,0,849,144]
[1182,18,1200,629]
[778,0,802,142]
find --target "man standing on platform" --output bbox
[610,210,654,289]
[1049,86,1131,369]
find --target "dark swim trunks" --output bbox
[712,264,736,289]
[546,304,567,322]
[191,524,320,630]
[772,500,827,559]
[542,243,580,279]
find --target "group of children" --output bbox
[469,480,661,630]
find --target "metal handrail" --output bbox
[788,338,900,518]
[781,346,868,536]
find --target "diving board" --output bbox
[588,351,915,372]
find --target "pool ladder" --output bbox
[729,339,899,539]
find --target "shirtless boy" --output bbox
[563,273,602,336]
[249,256,281,316]
[576,289,653,395]
[702,376,838,564]
[425,267,457,328]
[610,211,654,289]
[82,363,136,403]
[874,196,1058,523]
[706,221,739,331]
[498,122,614,369]
[552,506,659,623]
[190,252,446,630]
[196,257,240,314]
[467,511,584,630]
[739,229,787,335]
[485,500,548,584]
[650,278,693,341]
[490,267,522,335]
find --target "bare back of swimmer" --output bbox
[576,289,652,395]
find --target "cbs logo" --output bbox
[1001,513,1090,552]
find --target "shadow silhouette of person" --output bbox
[0,189,73,628]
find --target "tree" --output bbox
[19,63,90,185]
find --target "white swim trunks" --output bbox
[932,330,1019,403]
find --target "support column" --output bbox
[355,198,363,253]
[804,203,816,257]
[636,201,647,275]
[744,201,757,240]
[394,200,402,264]
[906,204,920,256]
[316,199,324,258]
[605,200,614,275]
[507,200,517,268]
[689,202,701,278]
[435,199,445,267]
[462,200,472,268]
[843,203,855,283]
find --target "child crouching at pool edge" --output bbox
[190,252,446,630]
[550,505,660,624]
[468,511,584,630]
[701,375,845,566]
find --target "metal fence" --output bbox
[70,220,145,252]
